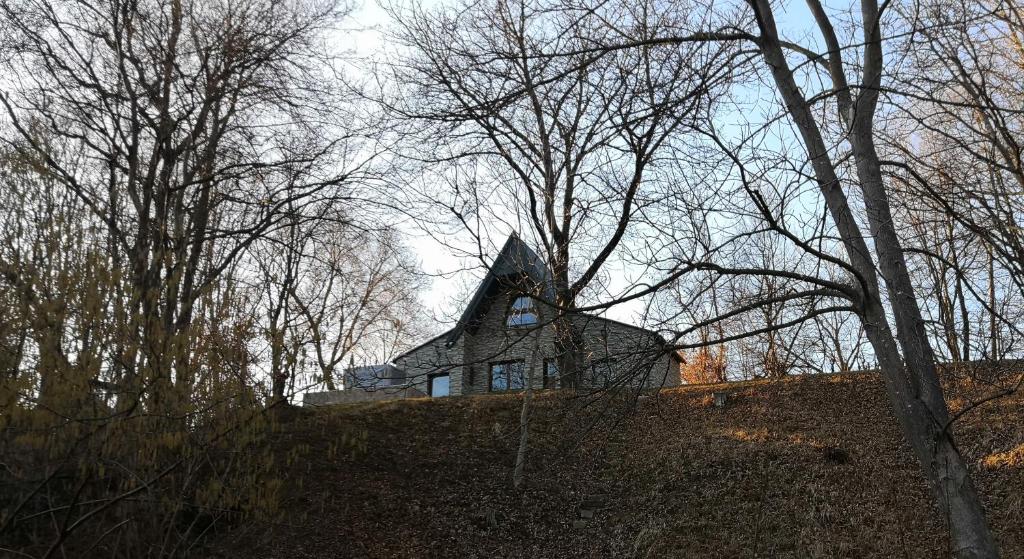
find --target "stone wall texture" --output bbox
[302,385,427,406]
[304,287,681,406]
[394,288,681,397]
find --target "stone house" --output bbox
[303,235,681,405]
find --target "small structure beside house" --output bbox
[303,234,681,406]
[302,363,424,406]
[343,363,405,390]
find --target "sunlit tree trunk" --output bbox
[750,0,997,554]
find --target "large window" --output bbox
[428,373,450,397]
[506,296,538,327]
[543,359,559,389]
[591,358,616,388]
[489,360,525,391]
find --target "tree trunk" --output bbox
[988,246,999,359]
[513,322,541,489]
[861,300,995,558]
[947,220,971,362]
[323,366,337,391]
[852,77,998,559]
[551,251,583,389]
[748,1,998,554]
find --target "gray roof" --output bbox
[444,234,554,347]
[389,233,679,363]
[343,363,405,389]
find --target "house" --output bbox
[303,235,681,406]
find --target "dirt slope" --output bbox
[211,372,1023,558]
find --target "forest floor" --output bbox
[208,368,1023,558]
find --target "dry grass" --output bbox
[208,371,1024,558]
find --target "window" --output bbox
[506,296,538,327]
[489,360,525,392]
[428,373,450,397]
[543,359,559,389]
[591,359,616,388]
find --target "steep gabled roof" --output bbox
[444,234,553,347]
[433,234,679,362]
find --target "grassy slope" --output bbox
[214,372,1023,558]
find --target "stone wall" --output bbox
[304,287,680,407]
[302,385,427,407]
[393,331,464,395]
[456,289,681,395]
[460,289,556,395]
[570,312,681,388]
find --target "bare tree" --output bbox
[810,310,869,374]
[885,0,1024,365]
[685,1,999,552]
[0,0,381,554]
[254,211,307,403]
[288,225,428,392]
[383,0,738,387]
[247,209,428,400]
[0,0,366,412]
[551,0,1008,553]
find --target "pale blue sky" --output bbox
[337,0,835,334]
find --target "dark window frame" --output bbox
[505,295,539,328]
[489,359,526,392]
[590,358,617,388]
[427,372,450,397]
[543,358,560,389]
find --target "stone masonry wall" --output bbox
[393,331,465,395]
[572,312,681,390]
[460,290,555,395]
[458,289,681,395]
[302,385,427,406]
[307,287,680,405]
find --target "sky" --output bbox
[333,0,824,336]
[335,0,657,330]
[333,0,485,328]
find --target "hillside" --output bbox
[210,372,1023,558]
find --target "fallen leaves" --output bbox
[208,371,1024,558]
